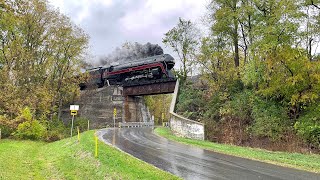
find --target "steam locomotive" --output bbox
[80,54,176,89]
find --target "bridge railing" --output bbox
[119,122,154,128]
[169,79,205,140]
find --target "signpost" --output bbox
[113,107,117,128]
[162,112,165,126]
[70,105,79,137]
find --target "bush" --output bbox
[220,90,253,122]
[46,117,69,141]
[0,115,15,138]
[250,97,291,141]
[14,107,46,140]
[65,117,89,135]
[73,117,89,132]
[203,94,223,121]
[16,120,46,140]
[176,82,206,120]
[227,79,244,94]
[294,105,320,148]
[45,116,89,141]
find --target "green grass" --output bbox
[0,130,179,180]
[155,127,320,173]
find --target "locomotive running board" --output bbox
[123,80,177,96]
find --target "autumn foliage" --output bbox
[161,0,320,152]
[0,0,88,139]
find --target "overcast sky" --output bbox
[48,0,209,64]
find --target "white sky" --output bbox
[48,0,209,65]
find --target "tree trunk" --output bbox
[182,54,187,81]
[233,21,240,67]
[57,93,63,121]
[308,38,313,61]
[232,0,240,67]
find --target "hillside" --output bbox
[0,131,179,180]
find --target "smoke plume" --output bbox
[99,42,164,66]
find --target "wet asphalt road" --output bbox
[97,127,320,180]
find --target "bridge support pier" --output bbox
[122,95,150,123]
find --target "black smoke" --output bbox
[99,42,163,66]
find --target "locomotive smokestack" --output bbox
[100,42,164,66]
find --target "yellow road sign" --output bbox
[113,108,117,117]
[71,110,77,116]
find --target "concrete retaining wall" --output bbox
[169,80,205,140]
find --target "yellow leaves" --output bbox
[287,74,304,86]
[0,0,88,120]
[290,94,300,106]
[246,45,320,107]
[290,92,319,106]
[219,107,230,117]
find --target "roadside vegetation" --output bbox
[1,0,319,165]
[0,130,179,180]
[146,0,320,154]
[155,127,320,173]
[0,0,88,141]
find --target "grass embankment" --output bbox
[155,127,320,173]
[0,130,179,180]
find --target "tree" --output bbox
[303,0,320,61]
[163,18,199,81]
[209,0,241,67]
[0,0,88,122]
[144,94,171,124]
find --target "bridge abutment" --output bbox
[62,86,150,129]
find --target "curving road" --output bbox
[97,127,320,180]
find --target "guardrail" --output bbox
[119,122,154,128]
[169,80,205,140]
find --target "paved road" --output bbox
[97,127,320,180]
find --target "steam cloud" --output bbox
[99,42,164,66]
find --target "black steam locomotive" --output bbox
[80,54,176,89]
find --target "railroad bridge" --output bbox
[62,80,176,128]
[122,79,176,96]
[63,53,204,139]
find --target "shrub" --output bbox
[176,82,206,120]
[15,120,46,140]
[250,97,291,141]
[227,79,244,94]
[294,105,320,148]
[14,107,46,140]
[73,117,89,132]
[46,117,69,141]
[45,116,89,141]
[203,94,223,121]
[0,115,15,138]
[219,90,253,122]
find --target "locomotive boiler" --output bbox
[80,54,176,89]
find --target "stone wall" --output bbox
[62,86,150,129]
[169,80,205,140]
[123,96,150,123]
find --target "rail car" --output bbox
[80,54,176,90]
